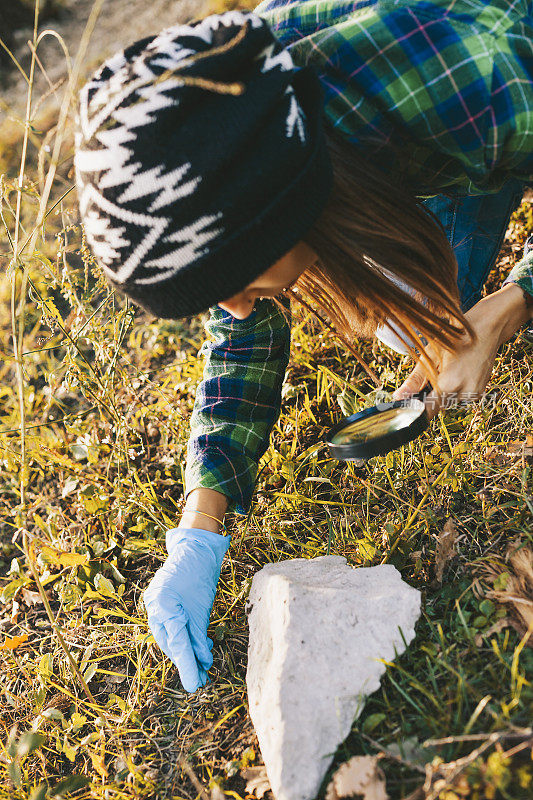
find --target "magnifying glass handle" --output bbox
[413,382,433,402]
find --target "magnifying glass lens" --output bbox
[326,397,428,461]
[330,403,424,446]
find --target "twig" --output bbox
[502,738,533,760]
[360,732,426,775]
[424,732,510,800]
[424,728,532,747]
[179,758,211,800]
[0,405,96,435]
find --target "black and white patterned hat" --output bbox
[75,9,333,318]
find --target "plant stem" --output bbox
[10,0,107,715]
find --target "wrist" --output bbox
[179,488,229,534]
[495,283,532,343]
[179,510,225,534]
[472,284,532,347]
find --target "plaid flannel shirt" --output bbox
[185,300,291,513]
[185,0,533,513]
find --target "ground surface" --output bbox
[0,3,532,800]
[1,0,209,121]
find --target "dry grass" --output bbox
[0,3,532,799]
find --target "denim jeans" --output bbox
[423,179,525,311]
[375,179,525,353]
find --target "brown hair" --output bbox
[296,126,474,382]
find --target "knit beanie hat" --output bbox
[74,9,333,319]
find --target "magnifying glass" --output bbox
[326,387,431,463]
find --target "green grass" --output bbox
[0,6,532,799]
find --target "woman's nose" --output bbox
[218,293,255,320]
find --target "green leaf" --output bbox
[50,775,90,796]
[70,444,89,462]
[281,461,295,480]
[493,572,510,591]
[214,625,227,642]
[42,708,65,722]
[58,582,83,611]
[83,663,98,683]
[0,577,28,604]
[69,712,87,734]
[42,296,63,323]
[357,539,376,560]
[93,573,116,598]
[362,713,387,734]
[6,732,18,758]
[39,653,54,679]
[79,732,99,746]
[29,784,48,800]
[127,522,149,533]
[34,684,46,708]
[108,562,126,585]
[17,732,45,757]
[79,645,94,674]
[8,760,22,787]
[337,390,358,417]
[107,693,127,712]
[479,599,495,617]
[79,484,108,513]
[62,740,78,763]
[296,443,321,463]
[123,537,155,552]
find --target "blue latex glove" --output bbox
[143,527,230,692]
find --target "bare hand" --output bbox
[392,284,531,419]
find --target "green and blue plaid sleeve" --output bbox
[254,0,533,195]
[503,251,533,301]
[185,299,291,514]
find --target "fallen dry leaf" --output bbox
[474,617,511,647]
[21,588,44,606]
[0,633,29,651]
[476,545,533,646]
[507,434,533,467]
[90,743,109,780]
[491,547,533,644]
[483,446,508,467]
[242,765,271,799]
[325,756,389,800]
[435,519,458,583]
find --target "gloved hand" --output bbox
[143,527,230,692]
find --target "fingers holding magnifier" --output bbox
[392,362,428,401]
[421,389,441,421]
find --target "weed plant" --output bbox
[0,3,532,799]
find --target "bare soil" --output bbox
[1,0,209,122]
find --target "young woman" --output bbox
[74,1,533,692]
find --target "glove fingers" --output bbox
[148,615,207,693]
[148,620,174,663]
[197,664,209,685]
[188,623,214,671]
[165,617,204,693]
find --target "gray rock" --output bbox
[246,556,421,800]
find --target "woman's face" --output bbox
[218,240,318,320]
